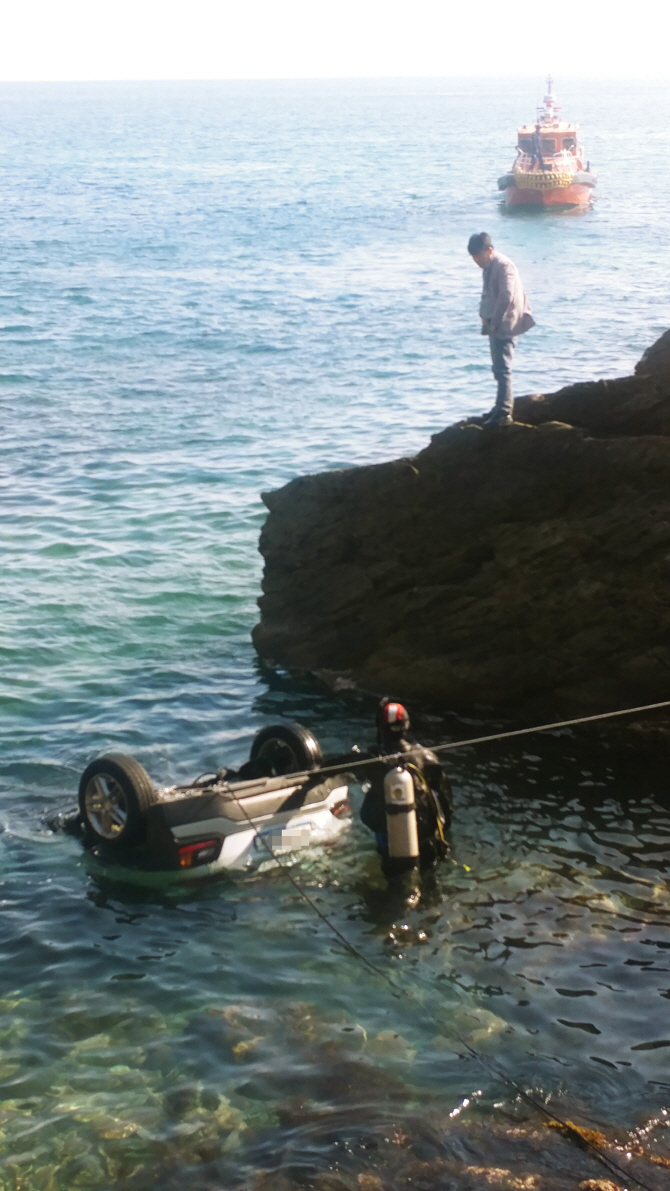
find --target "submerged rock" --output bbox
[365,1030,416,1061]
[253,332,670,728]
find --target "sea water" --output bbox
[1,79,669,1189]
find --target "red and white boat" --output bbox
[498,78,596,208]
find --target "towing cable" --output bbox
[226,696,670,1191]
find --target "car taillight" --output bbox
[332,799,351,818]
[178,839,221,869]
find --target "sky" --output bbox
[1,0,668,81]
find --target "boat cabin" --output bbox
[517,126,578,157]
[515,76,582,162]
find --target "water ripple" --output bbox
[2,78,670,1190]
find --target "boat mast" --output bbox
[538,75,560,126]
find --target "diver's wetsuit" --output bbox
[359,737,452,870]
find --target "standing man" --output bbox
[467,233,535,426]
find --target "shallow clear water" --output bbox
[1,79,669,1188]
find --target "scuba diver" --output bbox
[359,698,452,878]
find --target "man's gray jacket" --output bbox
[480,251,535,339]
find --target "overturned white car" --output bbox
[69,702,452,881]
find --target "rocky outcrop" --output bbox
[252,335,670,719]
[635,327,670,378]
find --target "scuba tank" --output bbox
[384,766,419,874]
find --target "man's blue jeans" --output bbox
[489,335,515,417]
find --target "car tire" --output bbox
[249,723,323,776]
[78,753,156,846]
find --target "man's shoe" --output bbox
[483,413,513,427]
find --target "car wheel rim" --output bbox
[84,774,128,839]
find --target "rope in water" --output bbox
[235,797,658,1190]
[227,694,670,1190]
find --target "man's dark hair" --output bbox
[467,232,492,255]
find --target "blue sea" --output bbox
[2,79,670,1189]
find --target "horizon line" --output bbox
[0,73,662,85]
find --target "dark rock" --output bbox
[635,327,670,377]
[253,332,670,723]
